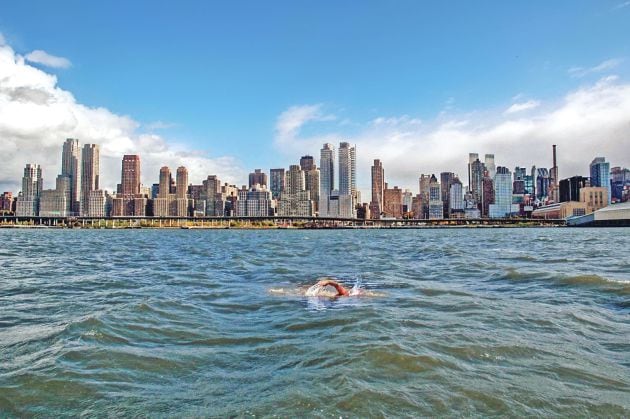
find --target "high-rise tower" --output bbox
[269,168,285,200]
[338,142,356,217]
[319,143,335,216]
[370,159,385,218]
[590,157,611,204]
[248,169,267,188]
[121,155,141,196]
[468,153,479,192]
[176,166,188,199]
[80,144,102,216]
[338,142,356,196]
[62,138,81,215]
[285,165,305,195]
[158,166,171,198]
[548,145,559,202]
[299,155,315,171]
[15,163,43,216]
[484,154,496,179]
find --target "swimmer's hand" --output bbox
[316,279,350,297]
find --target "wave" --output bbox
[559,275,630,295]
[494,269,630,296]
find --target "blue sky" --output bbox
[1,1,630,193]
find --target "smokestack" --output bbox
[552,144,557,169]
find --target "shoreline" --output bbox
[0,223,567,230]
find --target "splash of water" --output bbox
[305,283,325,297]
[349,277,362,296]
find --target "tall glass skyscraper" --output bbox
[489,166,513,218]
[590,157,611,204]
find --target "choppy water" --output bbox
[1,228,629,417]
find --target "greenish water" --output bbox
[1,228,629,416]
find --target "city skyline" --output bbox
[1,3,630,199]
[5,135,628,220]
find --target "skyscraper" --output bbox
[440,172,454,218]
[468,153,479,192]
[269,168,285,200]
[449,177,464,217]
[489,166,513,218]
[158,166,171,198]
[62,138,81,215]
[80,144,100,216]
[112,155,144,216]
[536,168,550,200]
[278,165,314,217]
[0,192,13,213]
[176,167,188,199]
[549,145,559,202]
[154,166,173,217]
[383,186,403,219]
[370,159,385,218]
[319,143,335,217]
[428,175,443,219]
[248,169,267,188]
[418,174,432,219]
[530,165,537,198]
[470,158,486,205]
[305,168,320,212]
[610,166,630,202]
[484,154,496,179]
[300,156,319,211]
[590,157,611,204]
[285,165,305,195]
[559,176,588,202]
[299,155,315,171]
[15,163,43,216]
[176,166,189,216]
[513,166,527,195]
[338,142,356,197]
[481,174,494,217]
[202,175,223,216]
[121,155,141,196]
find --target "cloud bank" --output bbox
[0,41,244,194]
[275,78,630,196]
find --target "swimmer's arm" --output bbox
[316,279,350,296]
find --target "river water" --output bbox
[1,228,629,416]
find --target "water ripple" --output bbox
[0,228,629,416]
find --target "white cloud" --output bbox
[274,78,630,198]
[24,49,72,69]
[144,120,177,130]
[372,115,422,126]
[0,33,5,46]
[613,1,630,9]
[0,42,244,193]
[274,104,337,143]
[504,100,541,114]
[568,58,622,78]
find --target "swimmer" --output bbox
[314,279,350,297]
